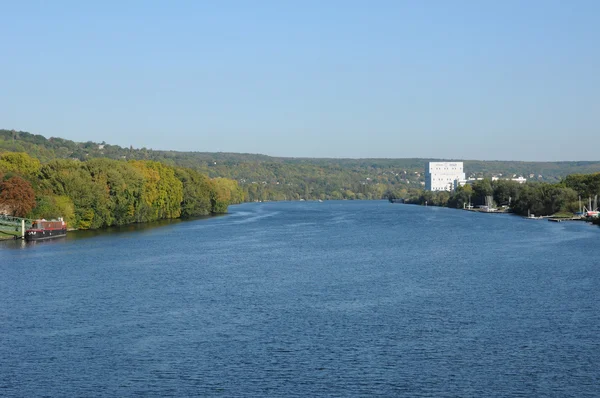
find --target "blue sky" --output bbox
[1,1,598,160]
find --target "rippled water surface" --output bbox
[2,201,600,396]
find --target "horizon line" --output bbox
[3,128,600,163]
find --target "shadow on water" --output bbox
[70,214,229,240]
[0,214,228,249]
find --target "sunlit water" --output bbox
[1,201,599,397]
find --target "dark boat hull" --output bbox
[25,229,67,241]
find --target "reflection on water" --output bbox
[71,215,227,240]
[0,237,28,249]
[0,214,226,248]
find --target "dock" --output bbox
[548,217,585,222]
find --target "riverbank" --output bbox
[390,200,600,226]
[0,230,20,241]
[0,213,230,245]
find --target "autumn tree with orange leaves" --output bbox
[0,176,36,217]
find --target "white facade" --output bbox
[425,162,466,191]
[491,176,527,184]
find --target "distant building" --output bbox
[513,176,527,184]
[425,162,466,191]
[492,176,527,184]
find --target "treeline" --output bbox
[388,174,600,217]
[5,129,600,202]
[0,152,244,229]
[0,130,420,201]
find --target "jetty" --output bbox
[548,217,585,223]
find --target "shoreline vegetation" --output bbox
[3,129,600,204]
[1,128,599,231]
[387,175,600,225]
[0,152,244,231]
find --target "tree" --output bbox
[176,167,212,217]
[492,180,521,206]
[511,183,578,216]
[0,152,41,177]
[210,178,233,213]
[31,195,76,226]
[0,176,36,216]
[471,179,493,205]
[563,173,600,198]
[434,191,451,206]
[447,185,474,208]
[39,159,108,228]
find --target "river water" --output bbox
[1,201,599,397]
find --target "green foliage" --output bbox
[175,168,212,217]
[130,161,184,221]
[492,180,521,206]
[0,150,240,230]
[563,173,600,198]
[86,158,144,225]
[210,178,243,213]
[0,152,41,177]
[31,195,76,226]
[6,128,600,203]
[403,188,450,206]
[402,177,589,218]
[39,159,109,229]
[2,129,600,225]
[471,179,493,205]
[511,183,578,216]
[447,185,472,209]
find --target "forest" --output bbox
[3,129,600,202]
[2,129,600,224]
[0,152,244,229]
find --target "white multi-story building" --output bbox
[425,162,466,191]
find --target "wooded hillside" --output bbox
[2,129,600,202]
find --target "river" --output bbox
[1,201,599,396]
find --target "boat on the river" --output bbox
[25,219,67,241]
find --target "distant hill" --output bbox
[2,129,600,201]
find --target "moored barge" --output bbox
[25,219,67,241]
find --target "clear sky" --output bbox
[1,1,598,160]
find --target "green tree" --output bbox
[492,180,522,206]
[448,185,473,208]
[176,167,212,217]
[563,173,600,198]
[210,178,232,213]
[471,179,493,205]
[31,195,76,226]
[0,152,41,178]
